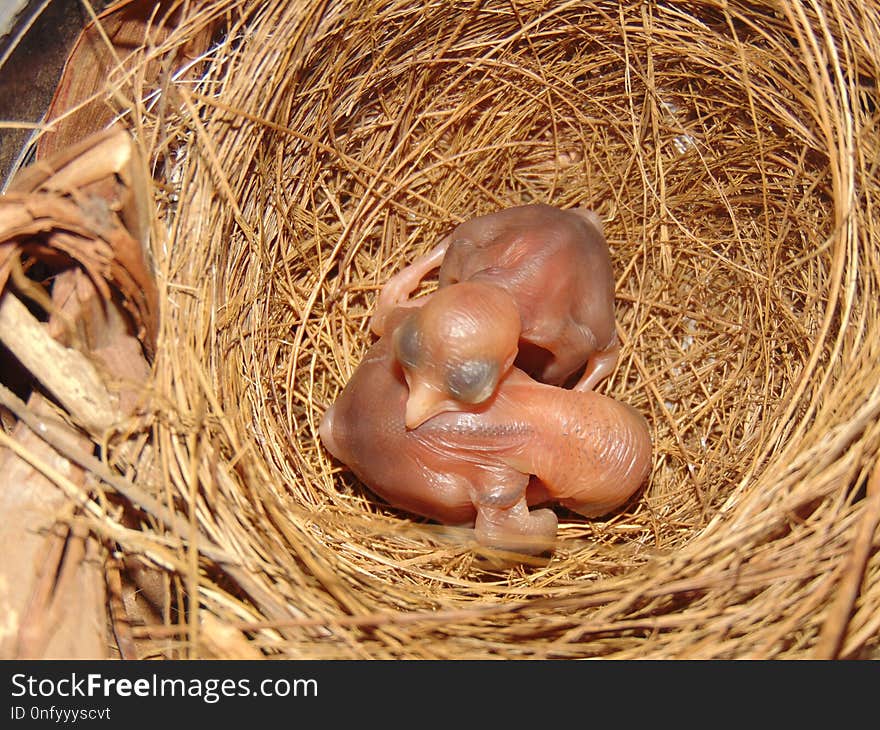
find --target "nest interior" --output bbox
[33,0,880,658]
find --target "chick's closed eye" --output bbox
[446,359,498,403]
[394,315,422,368]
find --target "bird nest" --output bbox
[4,0,880,658]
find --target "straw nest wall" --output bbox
[9,0,880,658]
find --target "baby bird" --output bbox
[370,203,620,429]
[320,308,652,554]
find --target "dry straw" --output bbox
[8,0,880,658]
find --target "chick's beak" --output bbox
[404,380,450,429]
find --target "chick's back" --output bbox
[438,203,616,384]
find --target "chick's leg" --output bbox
[573,339,620,392]
[370,236,451,335]
[474,498,558,555]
